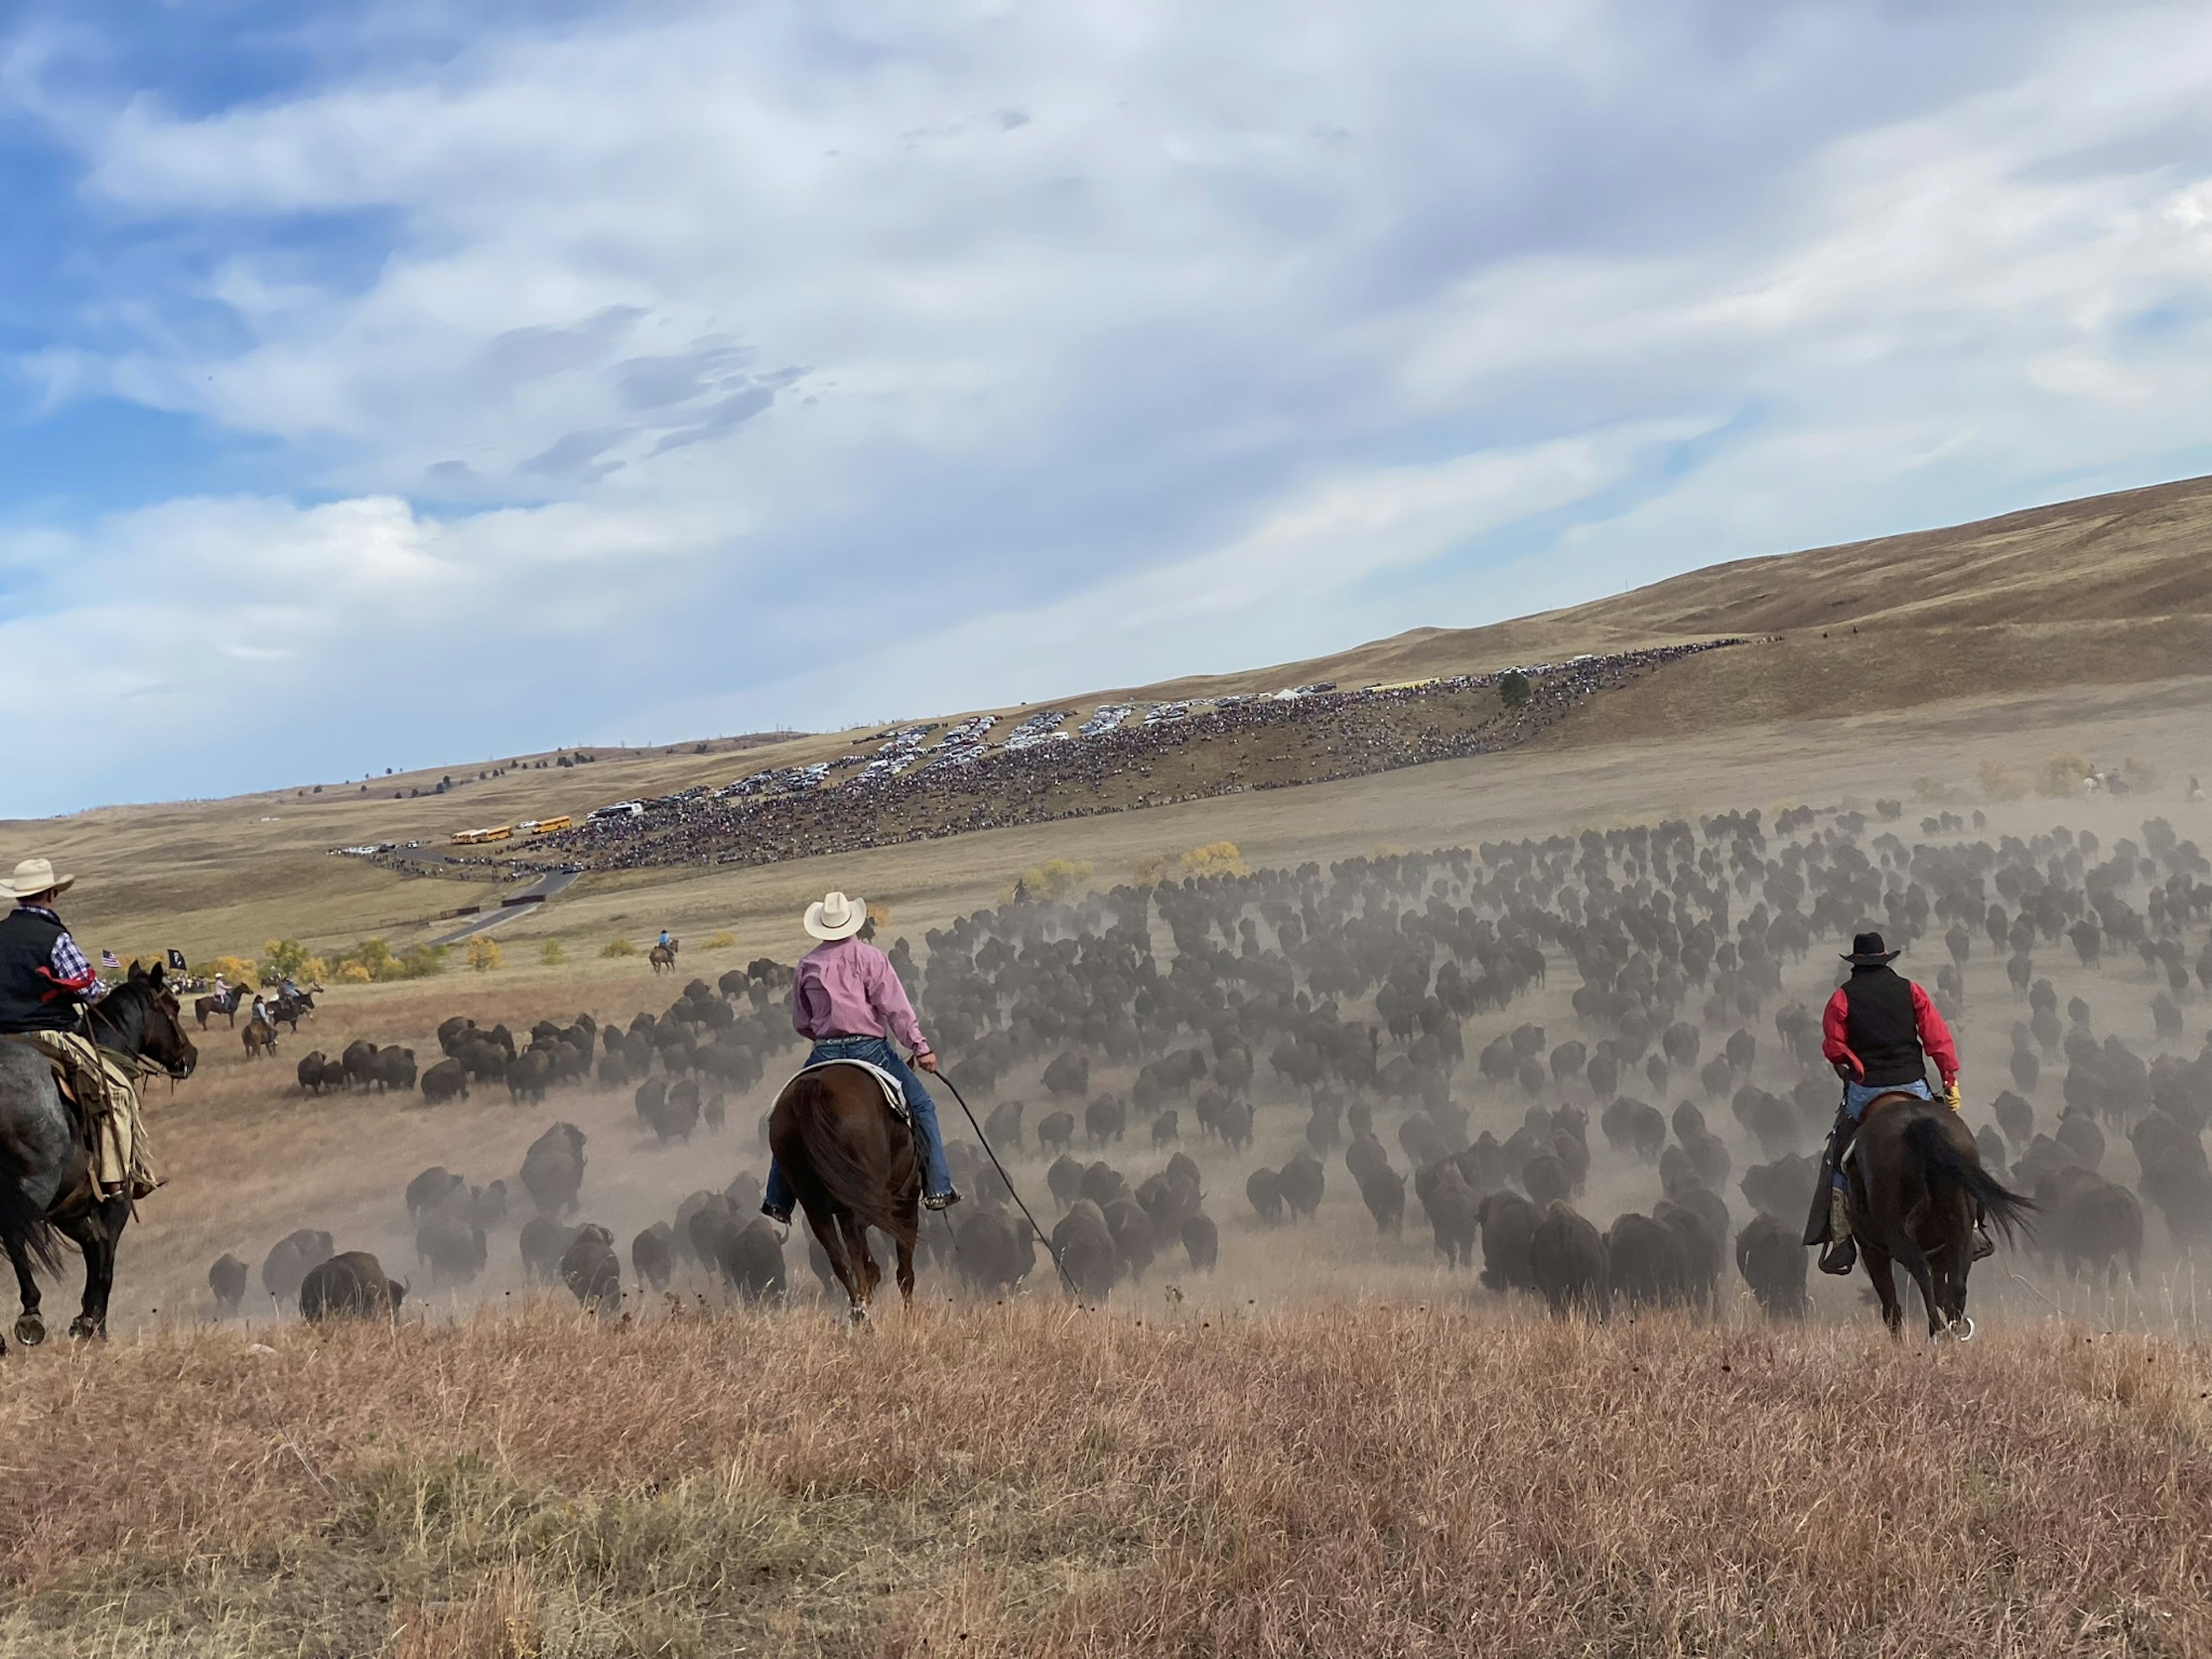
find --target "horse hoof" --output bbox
[1955,1316,1976,1343]
[68,1319,104,1343]
[14,1313,44,1348]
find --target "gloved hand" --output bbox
[1943,1078,1962,1112]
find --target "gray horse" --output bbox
[0,964,196,1350]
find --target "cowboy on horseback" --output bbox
[761,890,960,1225]
[1809,929,1977,1274]
[0,857,158,1202]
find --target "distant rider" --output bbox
[0,857,157,1200]
[1809,930,1972,1274]
[761,889,960,1224]
[658,929,672,951]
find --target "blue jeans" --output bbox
[1833,1078,1933,1188]
[763,1036,955,1213]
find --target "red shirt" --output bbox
[1821,979,1957,1084]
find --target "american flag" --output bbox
[100,950,120,968]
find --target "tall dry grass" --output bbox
[2,1300,2207,1657]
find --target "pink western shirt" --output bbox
[790,937,931,1055]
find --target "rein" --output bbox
[934,1068,1082,1300]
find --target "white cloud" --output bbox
[6,2,2212,813]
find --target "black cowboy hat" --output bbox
[1840,930,1900,965]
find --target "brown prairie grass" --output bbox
[2,1301,2209,1657]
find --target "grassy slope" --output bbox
[1,1305,2206,1658]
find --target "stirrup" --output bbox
[760,1201,793,1226]
[1818,1236,1857,1276]
[1971,1224,1995,1262]
[922,1188,961,1212]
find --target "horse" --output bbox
[271,989,315,1033]
[194,983,245,1030]
[767,1064,919,1323]
[649,940,679,976]
[243,1020,278,1060]
[1844,1094,2033,1340]
[0,963,198,1349]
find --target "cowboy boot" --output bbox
[1972,1209,1995,1260]
[1818,1188,1857,1275]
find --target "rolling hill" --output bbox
[11,471,2212,961]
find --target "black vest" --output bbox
[0,907,80,1033]
[1840,964,1926,1087]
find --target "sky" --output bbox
[7,1,2212,817]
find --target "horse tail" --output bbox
[781,1074,904,1237]
[0,1165,58,1277]
[1904,1114,2035,1242]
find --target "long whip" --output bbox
[933,1067,1082,1300]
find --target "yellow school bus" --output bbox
[523,816,573,835]
[451,825,514,844]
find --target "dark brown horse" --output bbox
[194,983,245,1029]
[1845,1095,2032,1340]
[767,1064,918,1323]
[0,964,198,1347]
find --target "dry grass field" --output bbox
[2,1306,2208,1658]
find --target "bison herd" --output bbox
[209,807,2212,1328]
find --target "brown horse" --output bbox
[767,1064,919,1323]
[243,1021,278,1060]
[1845,1095,2033,1340]
[649,940,679,976]
[194,984,245,1029]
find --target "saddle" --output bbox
[789,1058,910,1125]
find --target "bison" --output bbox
[299,1251,404,1321]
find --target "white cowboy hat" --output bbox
[803,890,869,941]
[0,857,74,900]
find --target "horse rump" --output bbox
[773,1071,908,1238]
[1904,1113,2035,1243]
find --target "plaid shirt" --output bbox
[17,905,107,1006]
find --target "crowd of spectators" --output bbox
[412,639,1745,878]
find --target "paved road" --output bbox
[429,870,580,948]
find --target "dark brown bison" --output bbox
[1476,1191,1539,1294]
[1734,1213,1808,1318]
[1050,1199,1118,1300]
[1531,1202,1608,1319]
[518,1214,570,1283]
[1279,1151,1325,1221]
[1038,1111,1075,1155]
[369,1046,418,1092]
[415,1220,488,1286]
[207,1253,247,1314]
[298,1251,404,1321]
[419,1058,468,1104]
[714,1218,788,1304]
[559,1224,622,1310]
[1181,1213,1218,1272]
[521,1122,586,1214]
[1245,1166,1284,1224]
[631,1224,675,1291]
[260,1229,334,1308]
[405,1166,466,1220]
[1605,1212,1687,1310]
[953,1201,1036,1293]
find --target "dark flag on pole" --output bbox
[167,949,188,972]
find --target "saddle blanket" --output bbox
[788,1058,909,1124]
